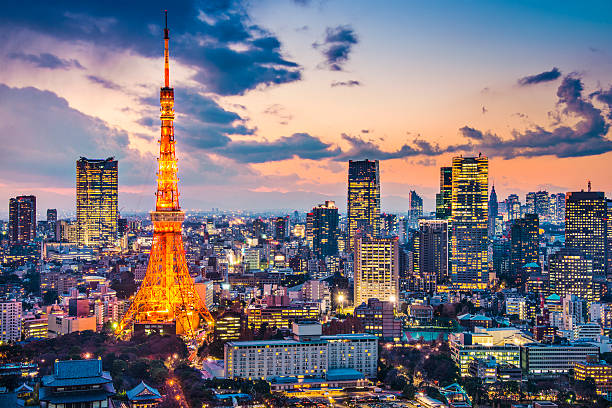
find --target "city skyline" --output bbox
[1,1,612,216]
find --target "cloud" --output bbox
[592,86,612,119]
[518,67,562,86]
[86,75,122,90]
[8,52,84,70]
[0,84,149,185]
[314,25,358,71]
[0,1,301,96]
[458,75,612,158]
[139,87,256,149]
[263,104,293,125]
[331,80,362,87]
[334,134,460,161]
[215,133,341,163]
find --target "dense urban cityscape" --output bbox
[2,2,612,408]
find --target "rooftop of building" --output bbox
[42,359,112,387]
[126,381,162,401]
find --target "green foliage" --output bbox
[422,353,459,386]
[42,290,59,305]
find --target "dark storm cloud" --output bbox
[330,80,361,87]
[517,67,562,86]
[0,84,149,184]
[0,0,301,95]
[8,52,84,70]
[458,76,612,158]
[86,75,122,90]
[314,25,358,71]
[214,133,341,163]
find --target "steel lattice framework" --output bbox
[116,12,213,338]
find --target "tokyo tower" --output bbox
[116,12,213,338]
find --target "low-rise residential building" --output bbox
[406,304,434,322]
[354,298,401,341]
[47,314,96,338]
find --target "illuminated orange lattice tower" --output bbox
[116,12,213,338]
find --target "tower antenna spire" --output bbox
[164,10,170,88]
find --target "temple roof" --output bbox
[42,359,113,387]
[126,381,162,401]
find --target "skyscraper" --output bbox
[505,194,521,221]
[549,248,597,303]
[565,190,607,281]
[347,160,380,250]
[274,216,290,240]
[450,155,489,288]
[307,201,340,258]
[354,235,399,306]
[435,166,452,220]
[47,208,58,241]
[535,191,550,221]
[526,192,536,215]
[607,199,612,279]
[509,214,540,284]
[488,185,498,237]
[416,219,449,283]
[76,157,118,246]
[408,191,423,226]
[552,193,566,224]
[8,195,36,244]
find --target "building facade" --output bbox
[436,166,452,220]
[0,301,22,343]
[8,195,36,244]
[548,248,597,303]
[450,155,489,288]
[347,160,380,251]
[509,214,540,282]
[520,343,599,375]
[565,191,607,281]
[416,219,449,283]
[76,157,118,247]
[354,235,399,306]
[307,201,339,258]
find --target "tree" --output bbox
[423,354,459,385]
[42,290,59,305]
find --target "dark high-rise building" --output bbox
[274,216,290,240]
[76,157,118,247]
[435,166,452,220]
[535,191,550,220]
[8,195,36,244]
[381,213,398,237]
[506,194,521,220]
[608,199,612,279]
[549,248,597,303]
[526,192,536,215]
[408,191,423,223]
[416,220,448,283]
[509,214,540,284]
[488,185,498,236]
[565,191,607,281]
[46,209,57,223]
[47,208,58,241]
[252,218,266,238]
[347,160,380,250]
[450,155,489,288]
[552,193,566,224]
[492,237,510,278]
[307,201,339,258]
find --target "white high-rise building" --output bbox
[354,235,399,306]
[0,301,22,343]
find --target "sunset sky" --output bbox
[1,0,612,218]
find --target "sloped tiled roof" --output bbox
[126,381,162,401]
